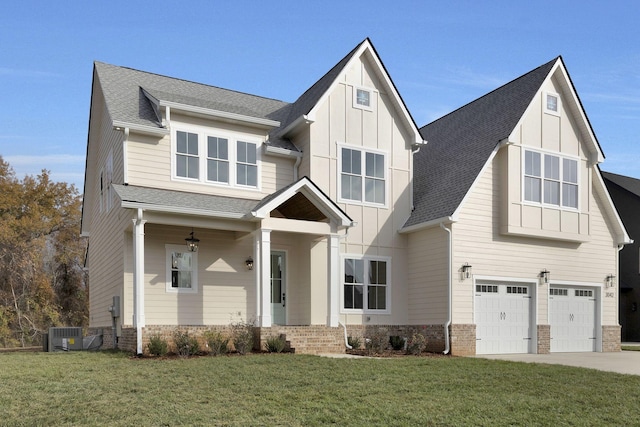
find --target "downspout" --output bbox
[133,208,146,355]
[122,128,129,184]
[293,155,302,181]
[440,222,452,355]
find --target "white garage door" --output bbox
[550,287,596,352]
[475,284,532,355]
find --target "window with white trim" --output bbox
[166,245,197,293]
[353,87,374,111]
[545,92,561,115]
[523,149,578,209]
[340,146,386,205]
[343,256,389,312]
[173,129,259,189]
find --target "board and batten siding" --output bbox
[452,148,618,325]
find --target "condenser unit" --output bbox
[48,327,83,352]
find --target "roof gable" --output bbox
[602,171,640,199]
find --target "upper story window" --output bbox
[545,91,561,116]
[99,150,114,213]
[523,149,578,209]
[173,129,260,189]
[343,256,389,312]
[339,145,386,206]
[353,86,375,111]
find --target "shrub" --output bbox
[231,319,255,355]
[364,327,388,355]
[147,334,168,357]
[347,336,361,350]
[406,332,427,355]
[172,330,200,357]
[264,335,286,353]
[389,335,406,351]
[203,330,229,356]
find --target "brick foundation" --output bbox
[537,324,550,354]
[602,325,621,352]
[450,324,476,356]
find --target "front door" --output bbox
[270,251,286,325]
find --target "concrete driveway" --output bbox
[475,351,640,376]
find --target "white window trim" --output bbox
[521,148,580,211]
[353,86,376,111]
[544,91,561,116]
[171,125,262,192]
[337,142,389,208]
[340,254,391,315]
[165,244,198,294]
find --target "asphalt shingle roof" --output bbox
[602,171,640,199]
[405,57,559,228]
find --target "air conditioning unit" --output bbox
[48,327,83,352]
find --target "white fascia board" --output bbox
[279,115,314,137]
[263,144,303,158]
[120,200,247,220]
[112,121,170,136]
[399,216,456,234]
[159,100,280,129]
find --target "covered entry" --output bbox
[475,283,533,355]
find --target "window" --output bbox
[99,150,114,213]
[550,288,568,296]
[236,141,257,187]
[166,245,197,293]
[340,146,386,205]
[353,87,374,111]
[173,129,259,189]
[343,257,389,312]
[545,92,561,115]
[523,150,578,209]
[476,285,498,293]
[207,136,229,183]
[176,131,199,179]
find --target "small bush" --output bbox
[172,330,200,357]
[347,336,361,349]
[147,334,168,357]
[231,319,255,355]
[203,330,229,356]
[264,335,286,353]
[365,327,388,355]
[389,335,406,351]
[406,332,427,355]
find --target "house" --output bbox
[82,38,629,356]
[602,172,640,342]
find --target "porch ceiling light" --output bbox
[185,229,200,252]
[606,274,616,288]
[461,263,473,279]
[539,269,550,285]
[246,256,254,270]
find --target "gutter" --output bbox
[440,222,452,355]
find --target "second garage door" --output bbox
[475,283,532,355]
[549,286,597,352]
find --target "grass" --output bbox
[1,351,639,426]
[622,345,640,351]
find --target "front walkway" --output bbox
[475,350,640,376]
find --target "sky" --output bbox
[1,1,638,192]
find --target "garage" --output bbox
[549,286,597,352]
[475,283,533,355]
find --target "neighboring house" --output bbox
[82,38,629,356]
[602,172,640,342]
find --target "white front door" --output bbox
[550,287,596,352]
[270,251,286,325]
[475,284,532,355]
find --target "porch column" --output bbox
[259,229,272,327]
[327,234,340,327]
[132,209,146,355]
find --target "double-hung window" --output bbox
[207,136,229,183]
[176,131,199,179]
[523,149,578,209]
[343,257,389,312]
[236,141,257,187]
[340,146,386,205]
[166,245,197,293]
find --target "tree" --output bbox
[0,156,87,347]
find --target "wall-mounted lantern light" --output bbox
[539,269,550,285]
[461,263,473,279]
[245,256,254,271]
[185,229,200,252]
[606,274,616,288]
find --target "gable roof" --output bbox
[602,171,640,199]
[404,57,559,229]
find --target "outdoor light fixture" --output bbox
[606,274,616,288]
[461,263,473,279]
[185,229,200,252]
[539,269,550,285]
[245,256,254,270]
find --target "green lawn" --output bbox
[1,351,639,426]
